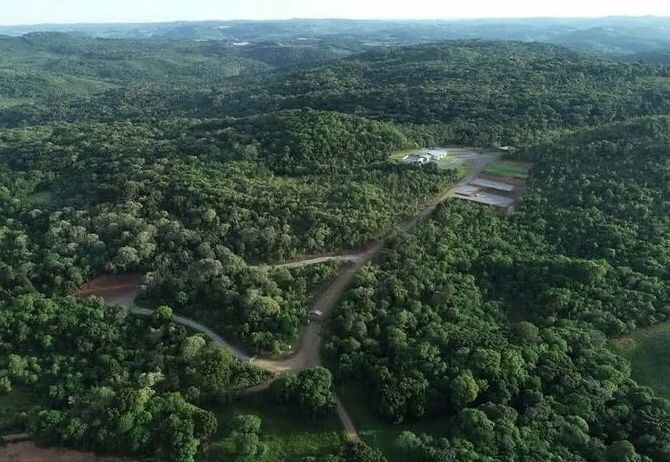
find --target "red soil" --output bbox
[77,274,141,307]
[0,441,131,462]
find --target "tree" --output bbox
[271,367,334,418]
[229,415,262,456]
[606,441,642,462]
[451,373,480,409]
[335,442,388,462]
[0,377,11,394]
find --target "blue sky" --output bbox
[2,0,670,25]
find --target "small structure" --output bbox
[310,309,324,319]
[453,177,517,214]
[402,154,430,165]
[469,178,515,193]
[426,149,448,161]
[464,192,515,209]
[402,149,448,165]
[453,184,481,197]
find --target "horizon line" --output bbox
[0,14,668,28]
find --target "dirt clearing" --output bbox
[77,274,141,307]
[0,441,131,462]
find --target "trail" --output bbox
[84,149,498,445]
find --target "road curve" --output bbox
[248,252,367,270]
[84,150,498,444]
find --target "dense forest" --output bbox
[3,17,670,56]
[0,109,453,354]
[0,296,267,461]
[213,42,670,144]
[325,117,670,460]
[1,29,670,462]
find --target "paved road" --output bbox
[90,149,498,443]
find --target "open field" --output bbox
[611,321,670,400]
[436,155,466,171]
[337,382,451,462]
[482,160,532,179]
[207,391,344,461]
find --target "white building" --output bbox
[426,150,447,161]
[402,149,447,165]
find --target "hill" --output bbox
[1,32,670,462]
[208,41,670,144]
[2,18,670,56]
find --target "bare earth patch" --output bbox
[77,274,141,307]
[0,441,132,462]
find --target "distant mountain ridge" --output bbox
[1,17,670,57]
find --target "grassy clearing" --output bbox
[337,382,451,462]
[0,96,33,108]
[389,148,420,162]
[0,389,37,433]
[58,75,115,94]
[28,190,56,207]
[611,321,670,400]
[206,390,344,461]
[437,156,465,171]
[483,160,531,179]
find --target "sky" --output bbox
[2,0,670,25]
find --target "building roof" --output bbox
[469,178,515,192]
[453,185,481,197]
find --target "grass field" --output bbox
[207,390,344,461]
[0,96,33,108]
[0,389,36,433]
[389,148,420,162]
[483,160,531,179]
[611,321,670,400]
[337,382,452,462]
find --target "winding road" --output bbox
[248,251,367,270]
[81,149,498,443]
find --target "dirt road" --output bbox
[248,251,367,270]
[84,149,498,443]
[130,306,254,362]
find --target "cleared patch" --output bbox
[78,274,141,307]
[0,441,132,462]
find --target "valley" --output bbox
[0,19,669,462]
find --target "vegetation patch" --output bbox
[324,118,670,461]
[206,391,343,461]
[337,382,450,462]
[0,96,33,108]
[611,321,670,400]
[0,389,36,433]
[482,160,532,179]
[389,148,420,162]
